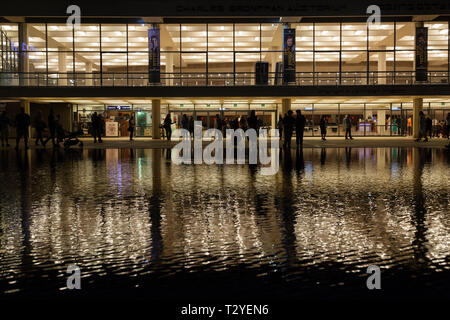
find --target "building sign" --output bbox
[107,106,131,110]
[415,27,428,82]
[283,28,296,84]
[106,121,118,136]
[148,28,160,83]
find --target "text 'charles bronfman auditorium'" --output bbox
[1,0,450,138]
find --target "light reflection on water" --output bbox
[0,147,449,298]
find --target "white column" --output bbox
[377,46,386,84]
[378,110,386,135]
[58,47,67,86]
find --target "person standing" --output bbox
[415,111,427,142]
[34,111,47,146]
[295,110,306,147]
[248,110,258,131]
[163,113,173,140]
[319,115,327,141]
[425,115,432,140]
[14,107,31,150]
[283,110,295,148]
[91,112,102,143]
[277,114,283,141]
[343,115,354,140]
[44,108,56,147]
[128,114,135,141]
[0,111,10,147]
[446,113,450,140]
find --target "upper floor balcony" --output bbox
[1,70,449,87]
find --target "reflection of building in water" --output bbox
[0,147,449,293]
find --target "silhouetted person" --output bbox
[446,113,450,139]
[44,108,56,147]
[320,115,327,141]
[128,115,135,141]
[181,114,188,130]
[14,107,31,150]
[163,113,173,140]
[295,110,306,147]
[425,115,432,139]
[188,116,194,137]
[55,115,64,144]
[415,111,427,142]
[248,110,257,131]
[277,114,283,141]
[91,112,103,143]
[0,111,10,147]
[33,111,47,146]
[343,114,353,140]
[283,110,294,148]
[239,115,248,131]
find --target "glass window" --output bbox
[315,23,340,51]
[75,24,100,52]
[208,24,233,52]
[47,24,73,51]
[235,24,261,52]
[101,24,126,52]
[181,24,206,52]
[369,23,394,50]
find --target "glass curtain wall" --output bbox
[0,21,449,86]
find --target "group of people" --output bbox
[277,112,356,147]
[416,111,450,142]
[0,108,65,150]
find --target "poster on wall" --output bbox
[106,121,118,137]
[415,27,428,82]
[148,28,160,84]
[283,28,296,84]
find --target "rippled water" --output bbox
[0,147,449,299]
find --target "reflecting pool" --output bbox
[0,147,449,299]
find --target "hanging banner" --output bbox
[283,28,296,84]
[415,27,428,82]
[148,28,160,83]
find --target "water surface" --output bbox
[0,147,449,300]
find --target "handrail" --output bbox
[0,70,448,87]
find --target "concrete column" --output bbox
[58,47,67,86]
[85,62,93,86]
[281,98,291,116]
[152,99,161,139]
[18,23,29,86]
[21,100,31,138]
[377,46,386,85]
[413,97,423,139]
[166,47,174,86]
[378,110,386,135]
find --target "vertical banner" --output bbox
[148,28,160,84]
[283,28,296,84]
[415,27,428,82]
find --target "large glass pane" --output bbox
[342,51,367,85]
[208,24,232,52]
[342,23,367,51]
[369,23,394,50]
[27,24,46,52]
[101,24,127,52]
[295,23,313,51]
[395,22,415,50]
[235,24,261,52]
[128,24,148,52]
[315,23,340,51]
[180,52,206,85]
[75,24,100,51]
[339,104,365,136]
[47,24,73,51]
[102,53,127,85]
[315,52,339,85]
[181,24,206,52]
